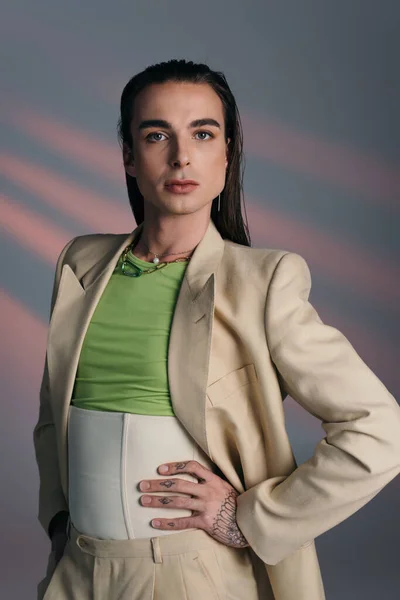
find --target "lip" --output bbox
[164,183,199,194]
[165,179,199,186]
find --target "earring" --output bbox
[218,194,221,211]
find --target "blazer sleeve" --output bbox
[33,237,76,539]
[236,251,400,565]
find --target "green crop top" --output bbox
[71,247,189,416]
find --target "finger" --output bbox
[151,516,200,531]
[158,460,214,483]
[140,494,203,511]
[138,478,207,497]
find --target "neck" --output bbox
[133,214,211,263]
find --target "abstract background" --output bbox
[1,1,399,598]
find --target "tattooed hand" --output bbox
[138,460,249,548]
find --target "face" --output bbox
[123,81,230,217]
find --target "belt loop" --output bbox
[150,537,163,564]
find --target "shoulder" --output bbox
[56,232,130,268]
[222,239,311,293]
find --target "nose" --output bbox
[171,157,190,168]
[169,139,190,168]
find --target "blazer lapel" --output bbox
[47,218,225,498]
[167,219,225,455]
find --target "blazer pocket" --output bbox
[207,363,258,406]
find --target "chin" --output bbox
[159,198,202,212]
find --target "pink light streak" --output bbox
[1,155,132,233]
[247,200,400,312]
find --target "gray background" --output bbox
[1,1,399,598]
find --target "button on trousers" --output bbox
[37,522,261,600]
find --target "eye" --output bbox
[146,132,167,142]
[195,131,213,140]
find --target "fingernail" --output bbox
[152,520,161,527]
[159,465,168,473]
[139,481,150,491]
[141,496,151,504]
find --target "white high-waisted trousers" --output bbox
[67,405,218,540]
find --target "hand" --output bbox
[138,460,249,548]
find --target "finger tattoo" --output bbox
[159,497,173,504]
[160,480,175,488]
[175,462,187,470]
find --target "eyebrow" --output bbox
[138,118,221,131]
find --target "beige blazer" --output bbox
[33,218,400,600]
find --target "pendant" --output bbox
[121,260,143,277]
[153,256,160,264]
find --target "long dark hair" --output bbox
[117,59,251,247]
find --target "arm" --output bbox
[33,237,76,539]
[236,252,400,565]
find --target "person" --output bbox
[33,59,400,600]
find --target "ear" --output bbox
[123,143,136,177]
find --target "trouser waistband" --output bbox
[68,521,221,563]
